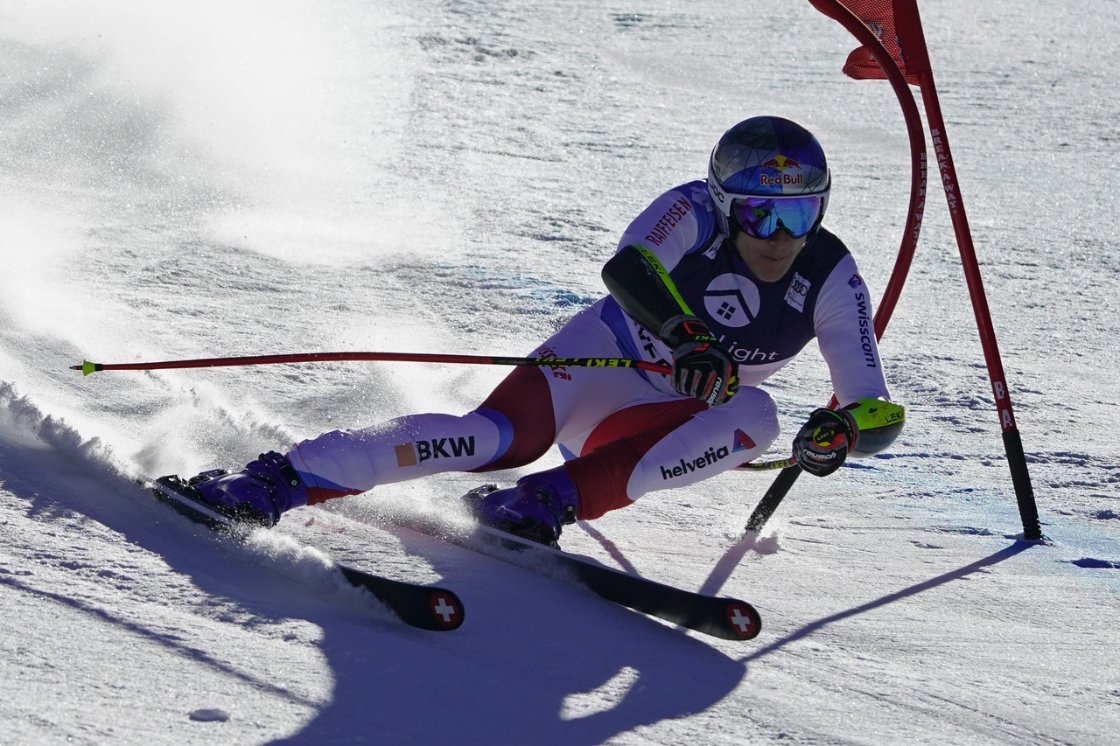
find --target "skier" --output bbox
[187,115,905,544]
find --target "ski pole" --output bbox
[738,456,797,472]
[74,351,802,470]
[71,351,673,376]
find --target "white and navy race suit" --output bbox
[287,180,891,519]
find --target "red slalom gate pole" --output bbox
[892,0,1042,540]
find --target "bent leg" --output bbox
[566,386,780,519]
[477,303,669,471]
[288,303,669,506]
[472,367,556,472]
[286,362,570,503]
[287,410,511,503]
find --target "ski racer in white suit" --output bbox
[189,116,906,544]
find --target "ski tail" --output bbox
[150,476,465,631]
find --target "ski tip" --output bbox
[724,600,762,641]
[428,590,466,631]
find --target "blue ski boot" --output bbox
[466,466,581,546]
[191,451,309,527]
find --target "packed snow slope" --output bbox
[1,0,1117,743]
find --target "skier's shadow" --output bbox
[269,510,748,746]
[700,530,1035,663]
[2,449,744,746]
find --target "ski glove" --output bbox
[661,316,738,406]
[793,408,857,477]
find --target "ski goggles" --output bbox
[731,194,825,239]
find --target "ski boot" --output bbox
[465,466,580,546]
[190,451,309,527]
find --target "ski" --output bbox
[150,474,464,632]
[379,493,761,641]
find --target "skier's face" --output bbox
[734,229,807,282]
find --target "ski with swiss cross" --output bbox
[379,487,761,641]
[150,474,464,632]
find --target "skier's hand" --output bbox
[662,316,738,406]
[793,408,856,477]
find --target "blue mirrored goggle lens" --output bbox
[731,195,824,239]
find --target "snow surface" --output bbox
[1,0,1118,743]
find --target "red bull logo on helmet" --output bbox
[759,153,805,187]
[760,155,801,171]
[759,171,805,187]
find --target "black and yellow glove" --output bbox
[662,316,738,406]
[792,408,856,477]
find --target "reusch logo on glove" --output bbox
[703,376,724,405]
